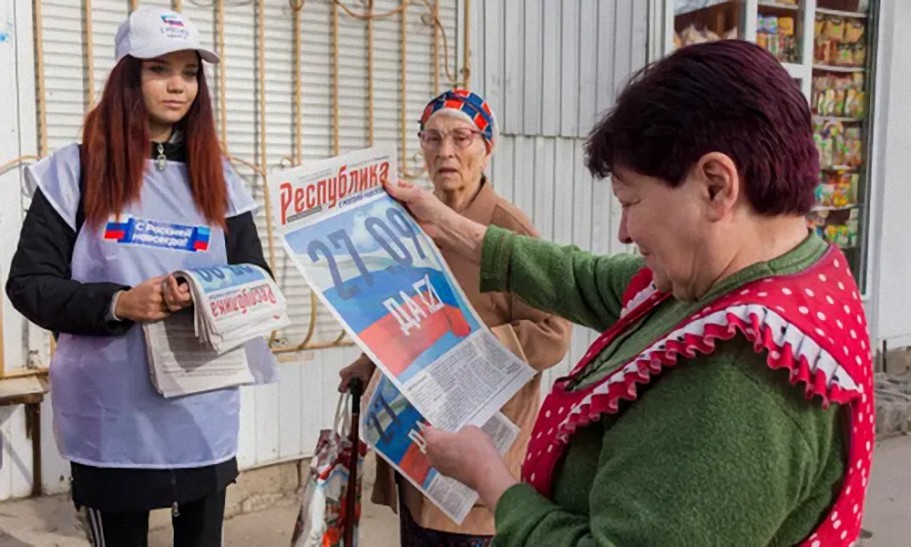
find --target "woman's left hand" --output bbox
[424,425,519,510]
[162,275,193,312]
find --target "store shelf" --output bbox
[813,64,865,73]
[812,203,859,212]
[814,115,865,123]
[758,1,800,10]
[820,165,860,172]
[674,0,736,16]
[816,7,867,19]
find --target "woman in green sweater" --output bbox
[385,41,873,546]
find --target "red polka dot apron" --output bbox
[522,247,873,547]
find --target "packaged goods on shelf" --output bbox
[813,119,864,170]
[812,73,865,118]
[675,24,737,49]
[815,173,857,209]
[808,208,859,249]
[814,14,866,66]
[757,15,798,63]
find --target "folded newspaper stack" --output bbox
[143,264,289,398]
[175,263,290,354]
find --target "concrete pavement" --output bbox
[1,436,909,546]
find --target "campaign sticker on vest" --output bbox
[104,217,210,252]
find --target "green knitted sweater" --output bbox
[480,227,846,547]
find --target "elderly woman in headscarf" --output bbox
[339,89,572,545]
[386,41,874,547]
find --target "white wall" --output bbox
[0,0,38,501]
[869,0,911,350]
[470,0,649,385]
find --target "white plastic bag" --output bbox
[291,393,364,547]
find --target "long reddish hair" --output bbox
[81,55,227,229]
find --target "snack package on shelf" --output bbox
[844,87,865,119]
[813,119,864,171]
[814,130,834,169]
[815,171,858,208]
[846,217,859,247]
[809,214,859,250]
[675,24,737,49]
[824,16,845,41]
[812,73,865,118]
[825,216,859,248]
[757,15,798,63]
[843,127,864,167]
[814,119,839,169]
[814,14,867,67]
[824,224,851,248]
[815,177,854,209]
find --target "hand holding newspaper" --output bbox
[174,263,290,353]
[362,375,519,524]
[143,264,289,398]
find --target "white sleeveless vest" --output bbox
[25,143,277,468]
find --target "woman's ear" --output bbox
[694,152,740,221]
[482,148,493,172]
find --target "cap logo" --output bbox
[115,7,218,63]
[159,14,190,40]
[161,14,185,27]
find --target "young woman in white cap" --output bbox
[6,7,274,546]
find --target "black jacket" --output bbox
[6,142,271,337]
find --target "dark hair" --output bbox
[585,40,818,215]
[81,54,227,228]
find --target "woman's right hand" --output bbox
[383,179,454,241]
[338,356,376,393]
[384,179,487,263]
[114,275,171,322]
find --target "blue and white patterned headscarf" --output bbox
[419,89,497,151]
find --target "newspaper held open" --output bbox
[267,146,534,521]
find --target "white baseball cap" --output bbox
[115,7,219,64]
